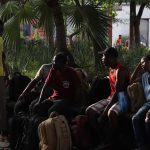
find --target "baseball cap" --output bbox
[98,47,118,58]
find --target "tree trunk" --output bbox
[129,1,136,49]
[130,1,146,49]
[93,41,101,73]
[134,3,146,46]
[45,0,67,53]
[134,20,140,45]
[45,0,79,67]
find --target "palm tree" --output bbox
[0,0,110,69]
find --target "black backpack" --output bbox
[16,115,46,150]
[9,72,31,102]
[89,76,111,104]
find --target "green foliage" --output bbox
[6,39,54,78]
[69,2,110,50]
[0,0,54,49]
[119,46,150,72]
[70,37,108,77]
[71,38,95,75]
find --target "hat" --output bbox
[98,47,118,58]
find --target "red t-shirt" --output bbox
[45,67,81,101]
[109,64,123,98]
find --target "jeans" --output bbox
[132,104,150,148]
[145,122,150,147]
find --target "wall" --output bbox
[112,4,150,47]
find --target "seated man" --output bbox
[86,47,130,140]
[132,55,150,150]
[32,52,82,117]
[14,63,52,114]
[15,52,85,114]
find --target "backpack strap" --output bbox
[54,115,72,150]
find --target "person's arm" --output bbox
[37,67,54,103]
[19,79,39,99]
[18,65,45,99]
[37,82,49,103]
[130,61,143,84]
[102,68,127,116]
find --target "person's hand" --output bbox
[145,110,150,123]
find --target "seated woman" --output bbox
[132,55,150,150]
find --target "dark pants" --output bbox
[32,99,74,118]
[132,104,150,148]
[145,122,150,147]
[14,92,39,114]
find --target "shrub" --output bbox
[119,46,150,73]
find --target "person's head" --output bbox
[119,35,122,39]
[141,55,150,73]
[52,52,68,69]
[0,19,4,36]
[101,47,118,68]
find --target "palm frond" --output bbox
[1,0,49,49]
[31,0,54,41]
[0,1,19,21]
[4,15,20,50]
[19,1,38,24]
[69,3,110,50]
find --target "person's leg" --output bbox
[132,105,150,149]
[14,92,39,114]
[32,99,53,117]
[48,99,70,117]
[9,114,26,149]
[145,109,150,149]
[108,102,121,130]
[0,76,7,133]
[85,99,109,140]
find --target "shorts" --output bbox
[87,99,121,115]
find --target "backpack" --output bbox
[127,82,145,113]
[16,115,46,150]
[71,115,97,150]
[38,113,72,150]
[9,72,31,102]
[89,76,111,103]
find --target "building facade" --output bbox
[112,4,150,47]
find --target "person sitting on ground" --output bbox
[32,52,82,118]
[86,47,130,142]
[132,55,150,150]
[15,52,86,114]
[14,63,53,114]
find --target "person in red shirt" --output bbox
[116,35,122,46]
[86,47,130,141]
[32,52,81,117]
